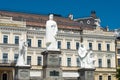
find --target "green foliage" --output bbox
[116,67,120,80]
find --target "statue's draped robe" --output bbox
[46,20,58,50]
[78,44,95,68]
[16,39,27,66]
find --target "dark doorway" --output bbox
[2,73,7,80]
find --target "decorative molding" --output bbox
[83,34,115,40]
[13,33,21,35]
[97,53,104,57]
[66,53,73,56]
[65,39,72,41]
[56,38,63,41]
[27,30,45,35]
[105,41,112,43]
[96,40,103,42]
[1,47,10,52]
[36,36,44,39]
[27,35,34,38]
[87,40,94,42]
[106,54,115,58]
[12,48,18,52]
[1,32,10,34]
[27,52,33,54]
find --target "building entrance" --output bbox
[0,67,14,80]
[2,73,7,80]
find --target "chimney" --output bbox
[91,11,96,18]
[106,26,109,31]
[68,14,73,20]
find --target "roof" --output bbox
[74,17,93,21]
[0,10,83,30]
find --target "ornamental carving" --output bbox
[1,47,10,52]
[13,48,18,52]
[97,53,104,57]
[106,54,114,58]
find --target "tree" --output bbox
[116,67,120,80]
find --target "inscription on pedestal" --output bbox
[78,68,95,80]
[17,69,30,79]
[48,54,59,66]
[42,50,63,80]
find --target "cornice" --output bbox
[93,50,115,53]
[27,30,45,35]
[83,34,115,40]
[58,33,80,38]
[0,26,27,32]
[27,47,45,52]
[0,43,18,48]
[61,49,77,55]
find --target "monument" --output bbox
[42,14,63,80]
[16,37,27,66]
[78,43,95,80]
[46,14,58,51]
[15,37,31,80]
[94,18,101,27]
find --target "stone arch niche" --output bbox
[2,72,8,80]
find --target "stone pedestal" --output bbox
[15,65,31,80]
[78,68,95,80]
[42,50,64,80]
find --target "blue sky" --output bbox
[0,0,120,30]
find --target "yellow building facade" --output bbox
[0,11,117,80]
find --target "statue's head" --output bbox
[49,14,53,20]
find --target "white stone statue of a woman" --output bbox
[78,43,95,68]
[16,37,27,66]
[78,43,88,68]
[46,14,58,50]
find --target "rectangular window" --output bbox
[38,40,42,47]
[76,58,80,67]
[15,36,19,44]
[98,43,101,51]
[99,75,102,80]
[3,35,8,43]
[76,42,79,49]
[3,53,8,63]
[118,49,120,54]
[37,56,42,65]
[107,44,110,51]
[27,56,31,65]
[118,59,120,66]
[108,76,111,80]
[89,43,92,50]
[27,39,31,47]
[14,54,19,63]
[98,59,102,67]
[67,42,70,49]
[57,41,61,49]
[67,58,71,67]
[59,57,61,66]
[50,70,59,76]
[107,59,111,68]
